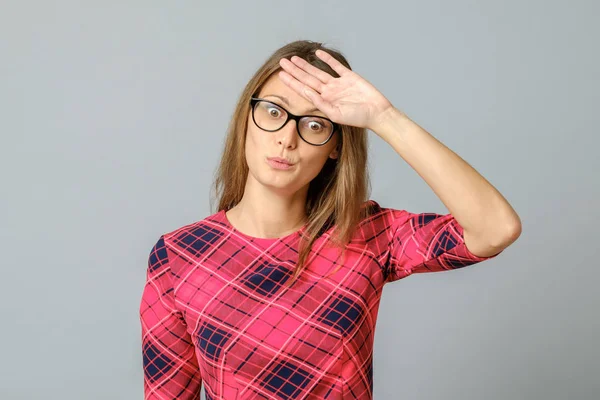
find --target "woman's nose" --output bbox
[276,120,298,148]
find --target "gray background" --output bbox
[1,1,598,399]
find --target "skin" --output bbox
[225,73,339,239]
[275,49,521,256]
[228,49,521,255]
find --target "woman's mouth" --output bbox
[267,157,294,170]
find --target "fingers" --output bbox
[278,70,318,105]
[277,70,305,95]
[303,87,337,118]
[279,58,324,93]
[315,49,349,77]
[278,70,337,119]
[288,56,333,84]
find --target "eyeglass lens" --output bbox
[253,100,333,145]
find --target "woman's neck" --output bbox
[226,186,308,239]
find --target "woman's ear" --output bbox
[329,148,339,160]
[329,134,341,160]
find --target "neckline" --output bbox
[219,209,307,244]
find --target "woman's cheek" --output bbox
[304,154,327,180]
[244,132,261,174]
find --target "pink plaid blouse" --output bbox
[140,200,501,399]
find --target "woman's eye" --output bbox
[268,108,282,118]
[308,121,323,131]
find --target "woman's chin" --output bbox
[259,176,302,194]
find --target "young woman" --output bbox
[139,40,521,399]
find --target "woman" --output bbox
[139,40,521,399]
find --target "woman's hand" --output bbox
[278,49,397,132]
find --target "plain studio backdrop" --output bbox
[1,1,598,399]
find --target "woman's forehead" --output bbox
[259,75,325,116]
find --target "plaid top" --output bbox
[140,200,501,399]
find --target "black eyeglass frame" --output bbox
[250,97,340,146]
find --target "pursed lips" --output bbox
[266,157,296,170]
[267,157,294,165]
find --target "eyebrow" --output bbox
[262,94,322,115]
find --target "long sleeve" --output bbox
[139,235,202,399]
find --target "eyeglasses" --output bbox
[250,97,339,146]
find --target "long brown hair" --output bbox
[212,40,373,287]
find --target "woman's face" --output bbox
[245,73,339,196]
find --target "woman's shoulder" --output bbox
[345,199,408,243]
[359,198,407,222]
[159,209,228,244]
